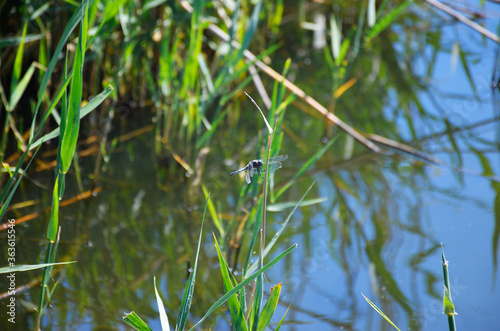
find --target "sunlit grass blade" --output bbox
[34,2,84,115]
[276,136,338,199]
[60,1,88,174]
[214,235,248,331]
[273,306,289,331]
[37,226,61,327]
[0,261,76,274]
[330,15,341,60]
[188,243,297,331]
[235,0,263,63]
[175,193,210,331]
[441,244,457,331]
[367,1,410,40]
[202,185,224,237]
[30,85,114,150]
[8,63,36,111]
[367,0,376,27]
[0,142,43,220]
[361,293,401,331]
[267,197,325,212]
[10,21,28,95]
[256,283,281,331]
[243,198,263,274]
[123,312,153,331]
[154,276,170,331]
[47,175,60,242]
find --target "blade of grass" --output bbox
[214,235,248,331]
[202,185,224,237]
[175,193,210,331]
[276,137,338,199]
[361,293,401,331]
[367,1,410,40]
[33,2,85,119]
[256,283,281,331]
[10,21,28,99]
[246,182,315,276]
[60,0,88,174]
[188,243,297,330]
[0,142,43,220]
[154,276,170,331]
[47,175,60,242]
[8,63,36,111]
[0,261,76,274]
[30,85,114,150]
[367,0,376,27]
[123,312,154,331]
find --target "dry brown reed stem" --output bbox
[179,0,380,152]
[425,0,500,44]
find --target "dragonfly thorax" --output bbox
[250,160,264,168]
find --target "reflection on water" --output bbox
[2,1,500,330]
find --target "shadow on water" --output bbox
[1,1,500,330]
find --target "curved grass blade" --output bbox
[10,21,28,95]
[235,0,263,63]
[0,142,43,220]
[8,63,36,111]
[0,261,76,274]
[60,1,88,174]
[30,85,114,150]
[214,235,248,331]
[367,1,410,40]
[47,175,60,242]
[154,276,170,331]
[361,293,401,331]
[256,283,281,331]
[188,243,297,330]
[276,137,338,199]
[176,193,210,331]
[123,312,153,331]
[34,2,84,115]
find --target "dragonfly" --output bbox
[230,155,288,184]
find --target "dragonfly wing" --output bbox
[265,162,283,173]
[266,155,288,163]
[245,170,251,184]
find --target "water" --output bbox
[1,2,500,330]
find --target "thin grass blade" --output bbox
[47,175,60,242]
[256,283,281,331]
[0,142,42,220]
[8,63,36,111]
[60,1,88,174]
[368,0,376,27]
[176,194,210,331]
[188,243,297,331]
[0,261,76,274]
[34,2,84,115]
[361,293,401,331]
[30,85,114,150]
[276,137,337,199]
[202,185,224,237]
[214,235,248,331]
[10,21,28,99]
[154,277,170,331]
[123,312,154,331]
[367,1,410,40]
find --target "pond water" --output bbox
[1,1,500,330]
